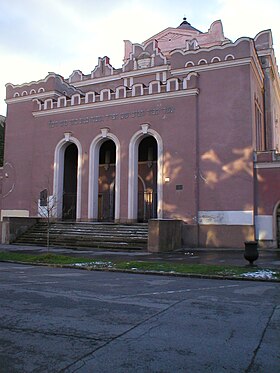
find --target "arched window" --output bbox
[132,84,144,96]
[148,81,161,94]
[211,57,221,63]
[100,89,111,101]
[71,94,81,105]
[225,54,235,61]
[85,92,96,103]
[166,78,179,92]
[115,86,127,99]
[198,59,207,65]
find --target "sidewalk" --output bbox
[0,243,280,268]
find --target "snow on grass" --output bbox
[71,261,113,268]
[240,269,277,280]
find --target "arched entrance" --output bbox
[88,131,120,221]
[128,126,163,222]
[138,136,158,222]
[53,135,82,220]
[98,140,116,221]
[62,143,78,220]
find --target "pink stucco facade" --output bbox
[2,19,280,248]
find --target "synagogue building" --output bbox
[2,18,280,248]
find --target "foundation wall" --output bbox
[1,217,40,244]
[182,224,255,249]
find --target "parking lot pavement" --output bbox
[0,262,279,372]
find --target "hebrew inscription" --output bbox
[48,106,175,128]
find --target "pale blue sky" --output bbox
[1,0,279,115]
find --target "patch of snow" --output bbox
[71,261,113,268]
[240,269,277,280]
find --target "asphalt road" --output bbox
[0,263,279,373]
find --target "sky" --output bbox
[0,0,280,116]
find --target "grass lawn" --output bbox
[0,252,279,280]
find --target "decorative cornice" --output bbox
[5,91,61,104]
[171,57,251,75]
[171,56,264,87]
[5,73,62,89]
[32,89,199,117]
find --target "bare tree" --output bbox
[38,189,58,249]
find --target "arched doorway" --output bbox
[128,126,163,222]
[62,143,78,220]
[277,204,280,248]
[53,135,82,220]
[88,132,120,221]
[137,136,158,222]
[98,140,116,221]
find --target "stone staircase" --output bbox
[13,221,148,250]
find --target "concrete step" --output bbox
[14,222,148,250]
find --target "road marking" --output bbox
[119,284,240,298]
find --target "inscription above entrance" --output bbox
[48,106,175,128]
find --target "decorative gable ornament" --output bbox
[123,40,166,72]
[137,52,152,69]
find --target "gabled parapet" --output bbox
[91,56,114,78]
[6,73,81,102]
[122,40,167,72]
[142,20,230,59]
[199,20,230,47]
[254,30,273,52]
[69,70,84,83]
[254,29,279,82]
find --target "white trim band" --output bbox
[198,210,253,225]
[1,209,30,221]
[255,162,280,169]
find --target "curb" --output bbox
[1,259,279,283]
